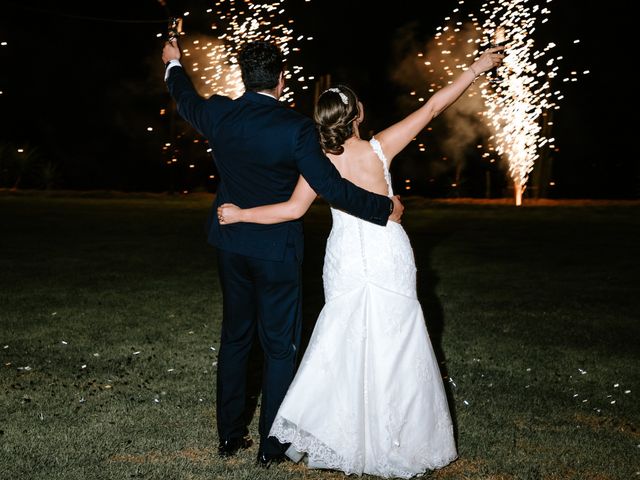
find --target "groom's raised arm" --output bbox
[294,119,394,227]
[165,66,215,137]
[163,40,213,137]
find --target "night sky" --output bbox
[0,0,636,197]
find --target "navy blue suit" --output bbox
[166,65,392,455]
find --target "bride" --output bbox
[217,47,504,477]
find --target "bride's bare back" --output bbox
[328,138,390,198]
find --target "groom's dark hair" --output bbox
[238,41,285,92]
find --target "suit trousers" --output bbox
[215,245,302,455]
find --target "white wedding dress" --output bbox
[269,138,458,478]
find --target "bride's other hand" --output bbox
[388,195,404,224]
[217,203,243,225]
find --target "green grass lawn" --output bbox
[1,193,638,480]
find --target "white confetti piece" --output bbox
[133,351,140,355]
[610,400,616,405]
[578,368,587,375]
[463,400,470,406]
[188,331,194,335]
[153,398,160,403]
[17,366,32,371]
[2,345,8,349]
[167,368,175,372]
[81,365,87,369]
[93,353,99,357]
[79,397,86,403]
[526,367,531,372]
[51,312,57,316]
[625,390,631,394]
[210,346,216,351]
[614,383,619,388]
[61,341,68,345]
[212,361,218,367]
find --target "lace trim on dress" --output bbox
[370,137,394,196]
[270,415,363,475]
[270,414,457,478]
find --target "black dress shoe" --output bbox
[257,451,286,468]
[218,436,253,457]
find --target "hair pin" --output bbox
[326,87,348,105]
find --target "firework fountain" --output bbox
[404,0,583,205]
[479,0,578,205]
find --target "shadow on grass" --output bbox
[411,220,459,444]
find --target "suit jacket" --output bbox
[167,66,392,261]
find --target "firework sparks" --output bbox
[174,1,308,102]
[479,0,569,205]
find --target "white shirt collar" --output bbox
[256,91,277,100]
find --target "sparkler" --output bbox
[167,17,183,42]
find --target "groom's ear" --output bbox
[275,72,285,97]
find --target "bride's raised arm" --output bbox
[375,46,504,164]
[217,175,317,225]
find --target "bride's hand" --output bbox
[217,203,243,225]
[471,45,505,75]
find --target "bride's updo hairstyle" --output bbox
[314,85,359,155]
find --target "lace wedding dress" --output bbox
[270,138,457,478]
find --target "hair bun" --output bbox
[314,85,359,155]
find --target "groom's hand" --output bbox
[388,195,404,224]
[162,38,181,65]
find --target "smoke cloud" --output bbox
[392,22,489,167]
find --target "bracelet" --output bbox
[468,64,479,78]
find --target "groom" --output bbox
[162,39,403,466]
